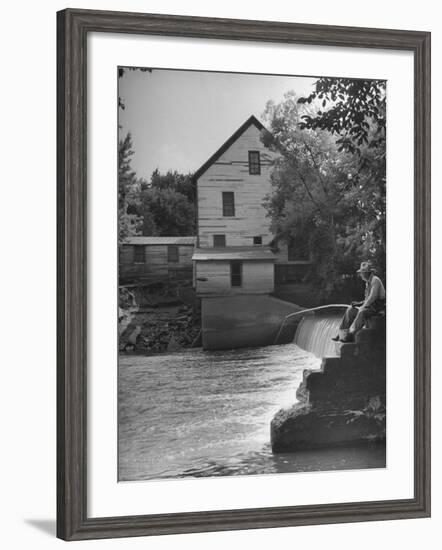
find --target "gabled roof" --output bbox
[193,115,270,181]
[124,236,196,246]
[192,246,275,261]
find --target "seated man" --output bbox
[332,261,386,343]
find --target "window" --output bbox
[222,192,235,217]
[133,245,145,264]
[248,151,261,175]
[230,261,242,287]
[213,234,226,247]
[253,236,262,245]
[167,245,179,263]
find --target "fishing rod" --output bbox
[273,304,350,345]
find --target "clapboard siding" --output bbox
[197,124,278,248]
[195,260,274,295]
[120,244,194,280]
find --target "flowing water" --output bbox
[119,341,385,481]
[294,313,343,358]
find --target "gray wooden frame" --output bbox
[57,8,431,541]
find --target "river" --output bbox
[118,343,385,481]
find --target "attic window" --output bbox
[253,236,262,245]
[248,151,261,175]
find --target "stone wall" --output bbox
[271,321,386,453]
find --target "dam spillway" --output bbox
[293,312,343,358]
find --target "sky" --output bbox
[118,68,317,180]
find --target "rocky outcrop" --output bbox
[271,398,385,453]
[119,283,201,353]
[271,321,386,453]
[120,304,201,353]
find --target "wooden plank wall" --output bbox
[119,244,194,280]
[195,260,274,295]
[197,124,280,248]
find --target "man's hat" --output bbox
[356,261,374,273]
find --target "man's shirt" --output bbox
[363,274,386,309]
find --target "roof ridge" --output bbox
[193,115,271,181]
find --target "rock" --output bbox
[295,381,309,403]
[271,402,386,453]
[118,282,201,354]
[119,287,135,309]
[295,368,317,403]
[127,325,141,345]
[167,335,182,352]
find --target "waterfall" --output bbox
[294,312,343,358]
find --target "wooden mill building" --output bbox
[192,115,306,349]
[192,114,310,297]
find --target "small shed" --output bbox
[120,236,196,283]
[192,246,275,296]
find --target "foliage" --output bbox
[297,78,386,156]
[139,187,196,236]
[118,133,143,242]
[297,78,386,277]
[148,169,196,203]
[118,68,196,239]
[118,133,136,208]
[118,67,152,110]
[118,132,196,238]
[263,88,386,297]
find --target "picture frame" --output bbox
[57,8,431,541]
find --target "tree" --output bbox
[118,142,196,238]
[133,169,196,236]
[118,133,143,242]
[262,88,386,297]
[149,169,196,203]
[297,78,386,155]
[118,67,152,111]
[263,93,353,293]
[297,78,386,276]
[118,68,196,238]
[139,187,195,236]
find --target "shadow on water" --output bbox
[176,441,386,479]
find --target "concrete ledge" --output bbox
[355,328,377,345]
[201,294,302,350]
[339,342,360,359]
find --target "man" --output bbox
[332,261,386,343]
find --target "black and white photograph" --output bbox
[117,67,387,482]
[0,0,435,545]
